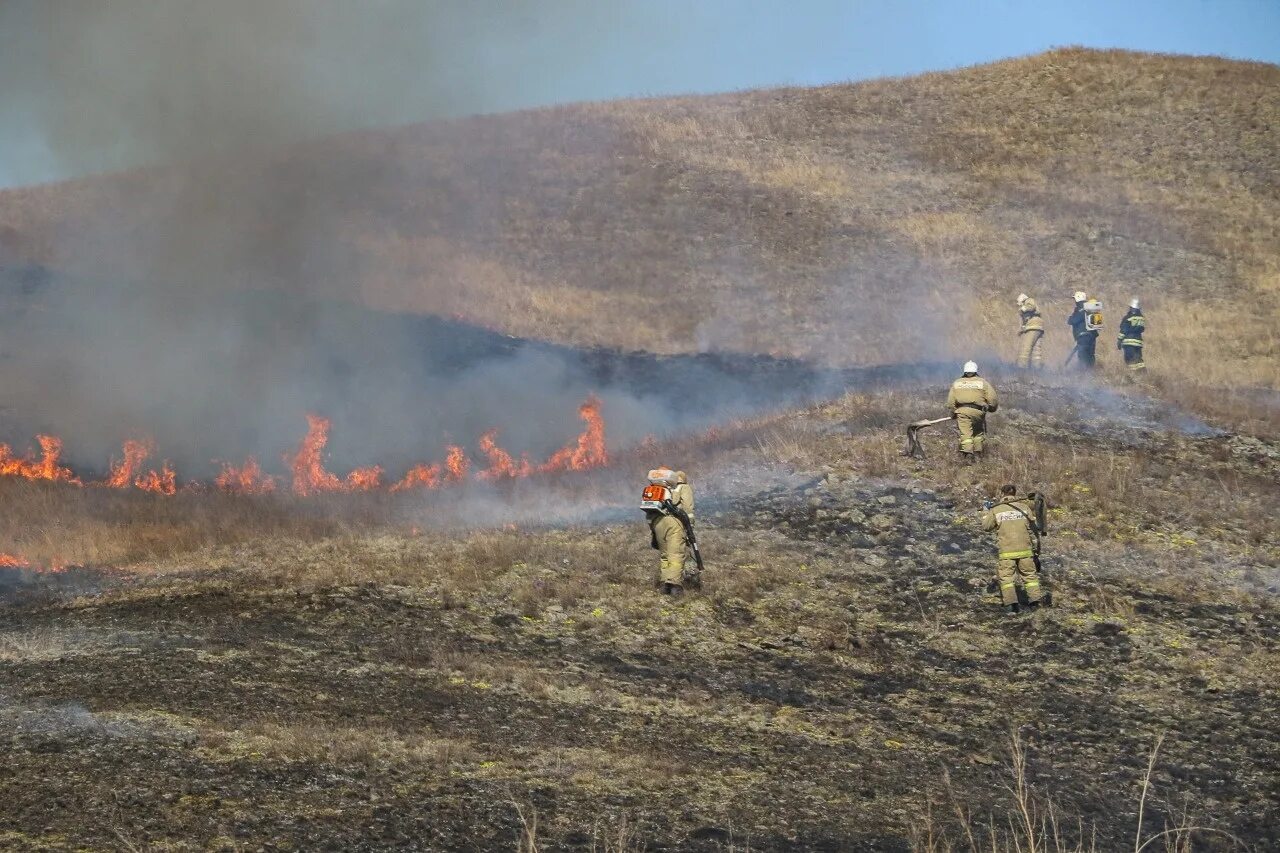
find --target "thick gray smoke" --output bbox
[0,1,625,187]
[0,2,890,481]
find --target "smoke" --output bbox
[0,2,656,478]
[0,2,931,483]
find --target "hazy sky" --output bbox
[1,0,1277,188]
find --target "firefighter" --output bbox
[1015,293,1044,371]
[1067,291,1099,369]
[1117,298,1146,376]
[672,471,695,523]
[946,361,998,460]
[980,484,1045,614]
[645,469,695,596]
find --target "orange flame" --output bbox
[445,445,469,483]
[391,463,441,492]
[107,439,153,489]
[286,414,343,496]
[540,395,607,472]
[344,465,383,492]
[0,553,30,568]
[215,457,278,494]
[135,461,177,495]
[477,429,534,480]
[0,435,82,484]
[0,395,609,495]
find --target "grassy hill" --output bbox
[1,49,1278,850]
[2,48,1277,400]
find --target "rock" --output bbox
[876,495,897,506]
[808,496,823,508]
[869,513,896,530]
[863,554,888,568]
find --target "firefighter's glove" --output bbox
[982,500,994,510]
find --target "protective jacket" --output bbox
[1067,304,1096,340]
[946,375,999,414]
[670,482,695,524]
[1019,300,1045,333]
[1118,309,1146,348]
[981,497,1037,560]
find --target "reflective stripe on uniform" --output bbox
[1128,317,1146,327]
[999,581,1016,590]
[1128,362,1146,370]
[1121,338,1143,347]
[999,549,1034,560]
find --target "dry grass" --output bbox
[912,731,1243,853]
[199,720,475,771]
[1,48,1275,411]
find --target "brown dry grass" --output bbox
[1,48,1275,411]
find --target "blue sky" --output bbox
[1,0,1277,188]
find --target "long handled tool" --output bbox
[903,416,953,458]
[1063,341,1080,368]
[667,504,704,574]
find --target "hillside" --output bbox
[1,374,1277,850]
[1,48,1277,400]
[1,48,1278,851]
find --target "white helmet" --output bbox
[1073,291,1087,302]
[1016,293,1029,305]
[963,360,978,374]
[1130,298,1140,310]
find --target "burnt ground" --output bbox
[1,380,1278,851]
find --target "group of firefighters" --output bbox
[1016,290,1147,375]
[643,291,1151,614]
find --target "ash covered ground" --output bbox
[1,366,1276,851]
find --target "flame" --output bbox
[539,395,607,472]
[135,461,177,495]
[106,439,153,488]
[0,435,82,484]
[0,395,609,495]
[477,429,534,480]
[286,414,343,496]
[0,553,69,573]
[344,465,383,492]
[215,457,278,494]
[391,463,441,492]
[445,445,469,483]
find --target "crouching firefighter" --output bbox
[1117,298,1146,377]
[946,361,999,460]
[640,468,702,596]
[981,485,1047,614]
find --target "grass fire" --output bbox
[0,11,1277,850]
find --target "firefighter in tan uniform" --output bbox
[644,469,696,596]
[946,361,998,459]
[981,485,1045,614]
[1015,293,1045,371]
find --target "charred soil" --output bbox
[2,376,1277,851]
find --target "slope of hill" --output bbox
[1,48,1278,851]
[1,374,1277,850]
[2,49,1277,400]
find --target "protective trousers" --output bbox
[1075,333,1097,368]
[997,557,1043,605]
[1017,330,1044,370]
[1122,344,1145,373]
[956,411,986,454]
[652,514,687,586]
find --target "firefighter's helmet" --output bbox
[963,360,978,374]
